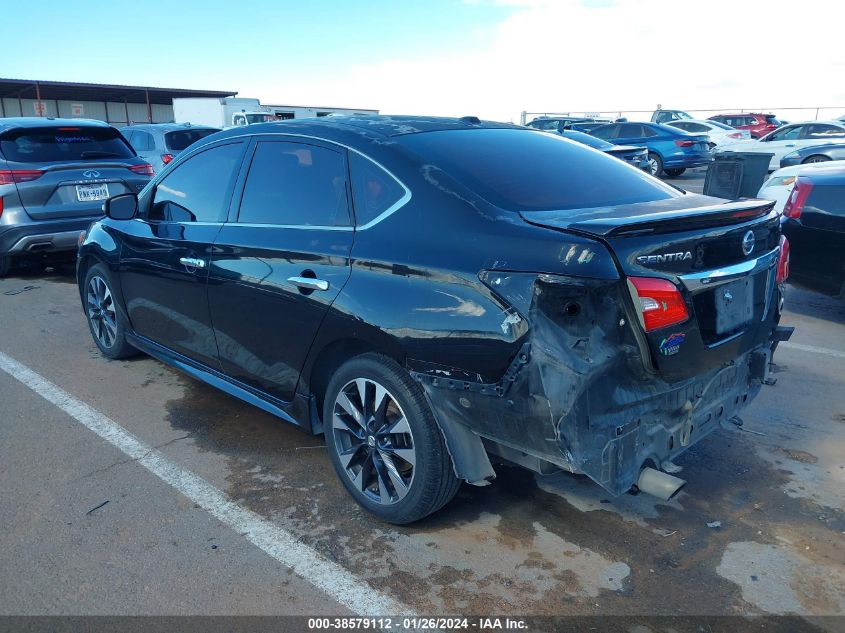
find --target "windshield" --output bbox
[0,125,134,163]
[165,128,221,151]
[397,128,679,212]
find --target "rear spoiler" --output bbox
[570,200,776,237]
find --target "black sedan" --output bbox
[560,129,649,171]
[780,143,845,168]
[78,116,791,523]
[781,166,845,297]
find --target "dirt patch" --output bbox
[780,448,820,465]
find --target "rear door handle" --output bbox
[179,257,206,269]
[288,276,329,291]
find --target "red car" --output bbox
[708,113,782,139]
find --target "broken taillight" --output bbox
[776,235,790,283]
[627,276,689,332]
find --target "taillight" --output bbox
[783,178,813,219]
[128,163,154,176]
[674,139,695,147]
[0,169,45,184]
[776,235,790,283]
[0,196,3,218]
[628,276,690,332]
[161,154,174,165]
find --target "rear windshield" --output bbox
[765,115,781,125]
[396,128,679,212]
[164,128,220,151]
[0,125,134,163]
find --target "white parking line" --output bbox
[780,342,845,360]
[0,351,410,617]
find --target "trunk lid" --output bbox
[521,194,781,381]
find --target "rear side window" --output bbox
[165,129,220,151]
[0,125,134,163]
[150,142,244,223]
[708,120,734,130]
[397,128,679,212]
[130,131,155,152]
[349,152,407,226]
[237,141,350,226]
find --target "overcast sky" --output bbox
[5,0,845,122]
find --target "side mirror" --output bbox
[104,193,138,220]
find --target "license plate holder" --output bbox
[714,277,754,334]
[76,183,109,202]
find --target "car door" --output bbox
[207,136,354,403]
[788,182,845,294]
[118,140,246,367]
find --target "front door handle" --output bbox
[288,276,329,291]
[179,257,206,269]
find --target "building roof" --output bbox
[0,78,237,105]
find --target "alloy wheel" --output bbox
[87,275,117,349]
[331,378,416,505]
[648,157,660,175]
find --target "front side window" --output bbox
[768,126,802,142]
[0,125,134,163]
[150,142,244,223]
[590,124,617,140]
[349,152,406,226]
[237,141,349,226]
[396,128,679,212]
[618,124,643,138]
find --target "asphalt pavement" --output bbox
[0,237,843,629]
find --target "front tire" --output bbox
[324,353,460,524]
[647,152,663,177]
[664,168,686,178]
[84,263,137,359]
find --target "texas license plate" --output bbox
[714,278,754,334]
[76,183,109,202]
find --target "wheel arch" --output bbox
[301,331,495,486]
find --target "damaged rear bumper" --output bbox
[411,277,791,498]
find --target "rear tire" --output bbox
[664,168,686,178]
[647,152,663,177]
[802,155,830,164]
[324,353,460,524]
[83,263,138,360]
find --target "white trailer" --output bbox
[172,97,275,128]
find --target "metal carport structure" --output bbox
[0,78,237,126]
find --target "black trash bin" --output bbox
[704,152,773,199]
